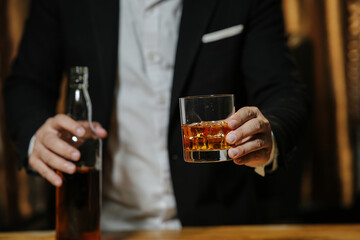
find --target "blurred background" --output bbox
[1,0,360,231]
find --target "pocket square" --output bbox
[202,24,244,43]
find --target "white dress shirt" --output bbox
[102,0,182,230]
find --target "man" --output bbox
[4,0,308,230]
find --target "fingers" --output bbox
[228,133,271,159]
[225,107,260,129]
[229,134,272,167]
[30,114,107,186]
[80,121,108,139]
[225,107,269,145]
[37,143,76,174]
[50,114,86,138]
[226,117,270,146]
[93,122,108,138]
[232,148,272,167]
[41,131,81,161]
[29,156,63,186]
[228,134,268,157]
[29,135,77,187]
[225,107,273,167]
[30,114,85,187]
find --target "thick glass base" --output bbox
[183,149,232,163]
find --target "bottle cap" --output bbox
[70,66,89,87]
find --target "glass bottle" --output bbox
[56,66,102,240]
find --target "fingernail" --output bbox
[229,148,239,158]
[229,120,237,128]
[71,151,80,160]
[54,178,62,186]
[226,132,236,144]
[97,128,106,134]
[65,163,75,172]
[76,127,85,136]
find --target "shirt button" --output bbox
[148,52,161,63]
[159,96,167,104]
[165,62,174,69]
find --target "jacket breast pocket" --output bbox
[202,24,244,43]
[200,24,244,55]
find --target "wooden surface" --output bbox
[1,224,360,240]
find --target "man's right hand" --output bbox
[28,114,107,187]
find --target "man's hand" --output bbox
[29,114,107,187]
[225,107,272,167]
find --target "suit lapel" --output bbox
[169,0,218,125]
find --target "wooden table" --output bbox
[1,224,360,240]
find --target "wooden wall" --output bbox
[283,0,355,210]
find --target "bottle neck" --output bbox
[66,85,89,121]
[67,66,93,122]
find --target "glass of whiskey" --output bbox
[179,94,234,163]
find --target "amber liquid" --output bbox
[56,167,100,240]
[182,121,232,163]
[182,121,231,150]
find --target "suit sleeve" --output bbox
[3,0,63,169]
[241,0,309,166]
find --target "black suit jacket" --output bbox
[4,0,308,225]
